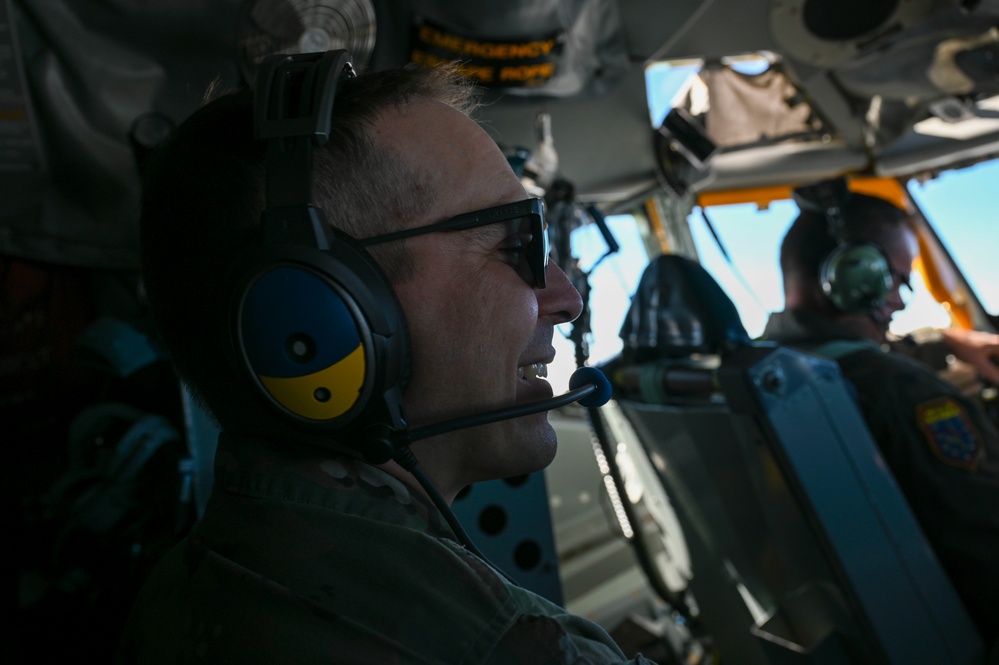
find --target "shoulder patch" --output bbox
[915,397,984,470]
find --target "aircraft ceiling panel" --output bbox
[648,0,778,63]
[613,0,705,61]
[476,64,658,205]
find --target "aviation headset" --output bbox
[224,50,410,464]
[793,179,895,313]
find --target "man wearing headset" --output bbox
[762,188,999,649]
[116,56,657,663]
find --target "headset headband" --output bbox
[255,51,356,247]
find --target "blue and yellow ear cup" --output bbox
[820,242,893,312]
[240,266,367,421]
[228,237,410,451]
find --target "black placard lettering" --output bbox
[410,19,563,89]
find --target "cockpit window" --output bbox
[907,161,999,316]
[549,213,648,388]
[688,200,797,338]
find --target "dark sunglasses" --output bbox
[360,198,549,288]
[888,264,912,292]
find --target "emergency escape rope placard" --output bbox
[410,18,564,88]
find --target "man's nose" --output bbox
[539,262,584,324]
[886,285,908,311]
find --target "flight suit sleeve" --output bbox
[841,350,999,646]
[487,613,660,664]
[482,582,660,664]
[887,328,951,371]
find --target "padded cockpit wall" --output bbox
[615,342,985,664]
[619,399,868,664]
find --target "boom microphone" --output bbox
[401,366,612,444]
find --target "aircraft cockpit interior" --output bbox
[5,1,999,663]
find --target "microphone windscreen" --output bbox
[569,367,612,408]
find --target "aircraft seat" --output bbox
[601,253,984,665]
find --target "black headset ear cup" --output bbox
[820,242,894,312]
[227,230,410,437]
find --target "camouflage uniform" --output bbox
[117,432,657,664]
[763,309,999,647]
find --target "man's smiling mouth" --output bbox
[517,363,548,380]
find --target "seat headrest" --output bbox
[619,254,750,359]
